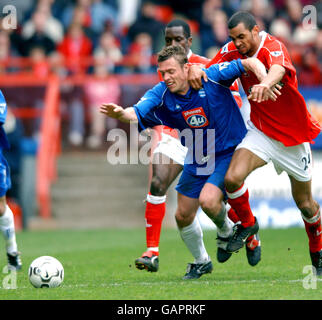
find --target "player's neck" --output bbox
[177,82,190,95]
[246,34,262,57]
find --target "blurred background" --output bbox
[0,0,321,231]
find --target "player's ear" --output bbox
[187,36,192,47]
[252,25,260,36]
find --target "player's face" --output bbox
[229,23,260,56]
[158,57,189,95]
[164,26,192,55]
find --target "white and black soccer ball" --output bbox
[28,256,64,288]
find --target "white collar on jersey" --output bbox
[247,31,267,58]
[187,49,192,59]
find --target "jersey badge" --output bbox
[198,89,206,98]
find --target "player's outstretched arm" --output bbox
[100,103,138,123]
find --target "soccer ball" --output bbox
[28,256,64,288]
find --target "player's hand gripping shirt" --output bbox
[208,31,321,147]
[134,59,247,175]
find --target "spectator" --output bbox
[316,30,322,72]
[297,47,321,86]
[29,46,50,78]
[127,1,165,53]
[61,0,93,37]
[21,9,56,56]
[57,22,92,75]
[94,31,123,73]
[0,30,20,74]
[57,22,92,146]
[200,10,230,55]
[83,54,121,149]
[126,32,154,73]
[269,17,292,43]
[22,0,64,45]
[90,0,119,38]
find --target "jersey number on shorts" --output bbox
[301,153,311,171]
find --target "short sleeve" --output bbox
[133,82,166,131]
[205,59,245,87]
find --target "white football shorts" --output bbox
[153,133,188,166]
[236,121,313,182]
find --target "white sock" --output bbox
[216,203,234,238]
[0,205,18,254]
[179,217,210,264]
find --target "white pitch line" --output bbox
[1,278,321,290]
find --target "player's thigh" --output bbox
[225,148,267,188]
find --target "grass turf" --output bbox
[0,227,321,300]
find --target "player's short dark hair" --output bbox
[157,45,188,66]
[166,19,191,39]
[228,11,257,31]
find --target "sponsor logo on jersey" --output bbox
[271,51,283,57]
[182,107,209,128]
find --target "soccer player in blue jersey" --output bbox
[100,45,271,279]
[0,90,22,271]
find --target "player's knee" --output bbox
[294,197,316,217]
[150,176,168,196]
[175,207,193,227]
[224,171,242,192]
[199,197,222,216]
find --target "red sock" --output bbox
[226,184,255,228]
[302,209,322,253]
[145,194,166,253]
[227,206,239,224]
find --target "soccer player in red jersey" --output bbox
[135,19,245,273]
[189,11,322,275]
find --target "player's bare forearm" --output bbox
[100,103,138,123]
[260,64,285,88]
[241,57,267,82]
[246,63,284,103]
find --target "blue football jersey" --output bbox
[133,59,247,175]
[0,90,10,150]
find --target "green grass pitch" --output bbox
[0,227,321,300]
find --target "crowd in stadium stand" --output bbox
[0,0,320,83]
[0,0,321,147]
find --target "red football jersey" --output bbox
[207,31,321,146]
